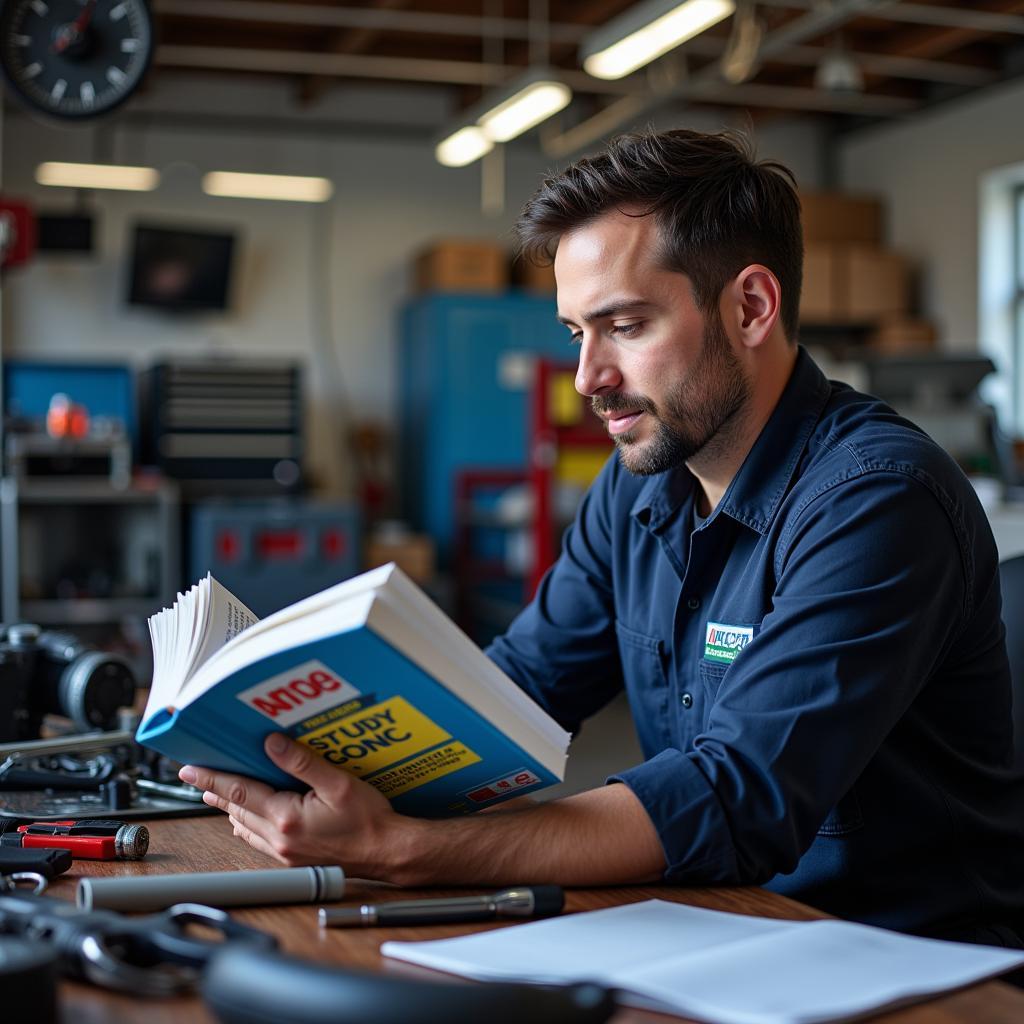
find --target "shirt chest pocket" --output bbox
[615,621,673,750]
[697,619,759,702]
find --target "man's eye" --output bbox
[612,322,643,338]
[568,332,583,346]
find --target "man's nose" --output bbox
[574,334,621,397]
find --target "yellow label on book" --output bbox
[298,696,449,776]
[367,742,481,798]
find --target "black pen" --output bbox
[318,884,564,927]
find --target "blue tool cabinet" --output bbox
[398,293,572,566]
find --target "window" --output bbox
[979,165,1024,436]
[1016,185,1024,428]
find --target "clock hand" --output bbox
[74,0,99,33]
[51,0,98,55]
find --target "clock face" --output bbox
[0,0,154,120]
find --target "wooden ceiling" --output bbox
[145,0,1024,148]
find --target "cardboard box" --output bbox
[799,245,911,324]
[800,192,885,246]
[415,240,508,294]
[513,258,557,295]
[845,246,911,320]
[867,316,937,354]
[800,244,839,322]
[365,533,436,584]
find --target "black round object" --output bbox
[0,937,59,1024]
[202,946,616,1024]
[57,649,136,732]
[0,0,154,120]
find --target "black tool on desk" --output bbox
[0,846,72,879]
[202,945,616,1024]
[319,883,565,927]
[0,890,278,996]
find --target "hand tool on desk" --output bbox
[318,883,564,927]
[0,817,148,859]
[0,889,278,996]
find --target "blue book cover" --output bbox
[137,568,567,817]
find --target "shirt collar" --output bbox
[630,346,830,534]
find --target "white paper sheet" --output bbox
[381,900,1024,1024]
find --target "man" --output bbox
[181,129,1024,945]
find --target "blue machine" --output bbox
[399,293,576,567]
[189,500,361,618]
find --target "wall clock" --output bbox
[0,0,154,120]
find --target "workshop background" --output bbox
[3,0,1024,794]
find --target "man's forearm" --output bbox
[384,782,666,887]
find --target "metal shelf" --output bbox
[1,475,180,626]
[20,598,164,625]
[2,478,174,504]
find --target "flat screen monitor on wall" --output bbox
[127,223,236,312]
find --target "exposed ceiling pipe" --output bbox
[154,40,933,119]
[153,0,590,45]
[152,0,1008,82]
[153,0,996,88]
[156,38,991,95]
[541,0,901,158]
[756,0,1024,36]
[156,45,540,87]
[541,79,915,159]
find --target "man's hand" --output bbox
[179,732,411,879]
[181,733,666,887]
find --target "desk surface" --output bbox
[49,814,1024,1024]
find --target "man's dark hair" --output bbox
[515,128,804,341]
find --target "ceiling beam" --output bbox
[155,44,637,93]
[297,0,413,107]
[868,0,1024,63]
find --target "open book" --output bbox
[382,900,1024,1024]
[136,564,570,817]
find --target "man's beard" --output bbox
[592,312,751,476]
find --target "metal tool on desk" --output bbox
[0,889,278,996]
[0,729,209,820]
[318,884,564,927]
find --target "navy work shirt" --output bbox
[487,347,1024,939]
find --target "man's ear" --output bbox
[725,265,782,350]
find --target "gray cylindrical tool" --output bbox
[77,865,345,912]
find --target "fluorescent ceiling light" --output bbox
[583,0,736,80]
[435,126,494,168]
[202,171,334,202]
[35,162,159,191]
[478,79,572,143]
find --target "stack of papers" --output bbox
[382,899,1024,1024]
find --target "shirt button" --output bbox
[686,597,701,610]
[681,692,694,709]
